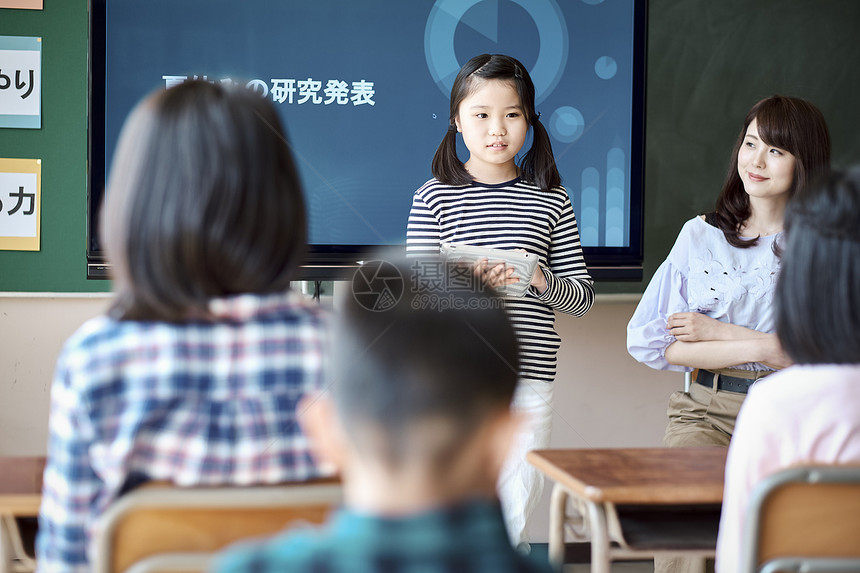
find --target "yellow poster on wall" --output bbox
[0,157,41,251]
[0,1,43,9]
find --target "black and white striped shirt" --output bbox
[407,177,594,384]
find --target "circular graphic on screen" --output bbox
[424,0,568,104]
[594,56,617,79]
[549,106,585,143]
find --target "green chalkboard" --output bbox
[0,0,102,291]
[0,0,858,293]
[600,0,860,294]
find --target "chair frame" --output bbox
[741,465,860,573]
[92,480,342,573]
[0,516,36,573]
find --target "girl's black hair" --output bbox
[712,95,830,248]
[776,169,860,364]
[431,53,561,192]
[103,80,307,321]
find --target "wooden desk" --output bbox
[528,447,727,572]
[0,457,45,573]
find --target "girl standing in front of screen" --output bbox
[407,53,594,546]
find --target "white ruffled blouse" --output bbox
[627,216,781,372]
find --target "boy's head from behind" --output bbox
[303,255,520,510]
[103,80,307,322]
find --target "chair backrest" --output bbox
[91,478,342,573]
[741,465,860,573]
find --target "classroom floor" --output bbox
[564,563,652,572]
[527,544,653,572]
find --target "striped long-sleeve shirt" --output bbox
[407,177,594,383]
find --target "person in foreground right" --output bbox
[214,254,552,573]
[715,169,860,573]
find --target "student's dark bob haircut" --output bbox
[712,95,830,248]
[332,252,519,467]
[776,169,860,364]
[103,80,307,321]
[432,53,561,192]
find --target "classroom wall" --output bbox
[0,294,111,453]
[0,294,680,457]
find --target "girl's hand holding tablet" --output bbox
[473,258,518,290]
[473,255,547,294]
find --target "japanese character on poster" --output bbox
[0,35,42,129]
[163,75,376,107]
[0,158,41,251]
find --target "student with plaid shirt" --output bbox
[35,81,330,573]
[215,255,552,573]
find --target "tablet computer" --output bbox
[440,242,538,297]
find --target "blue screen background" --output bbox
[105,0,636,248]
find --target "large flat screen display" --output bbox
[89,0,646,280]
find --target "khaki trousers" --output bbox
[663,379,746,447]
[656,379,745,573]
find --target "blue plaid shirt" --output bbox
[35,291,331,573]
[214,498,553,573]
